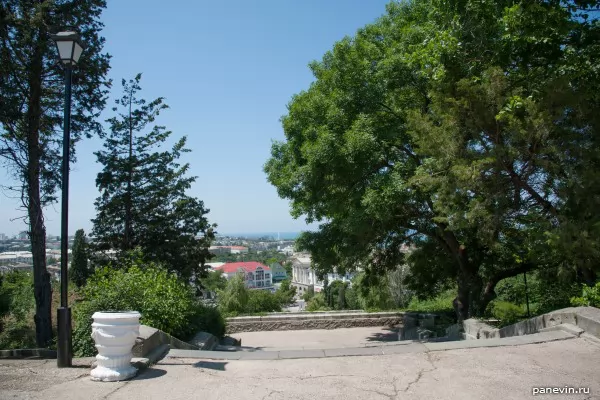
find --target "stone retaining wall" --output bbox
[463,306,600,340]
[226,312,404,333]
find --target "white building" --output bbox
[229,246,248,254]
[209,245,249,255]
[204,262,225,271]
[215,261,273,289]
[291,255,317,296]
[291,254,355,295]
[278,245,295,256]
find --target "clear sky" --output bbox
[0,0,390,237]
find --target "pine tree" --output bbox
[0,1,110,346]
[71,229,89,287]
[92,74,215,280]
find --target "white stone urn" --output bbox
[90,311,141,382]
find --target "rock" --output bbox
[188,332,218,350]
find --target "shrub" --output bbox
[571,282,600,308]
[344,287,359,310]
[302,286,315,302]
[275,279,296,306]
[534,280,580,315]
[247,290,281,314]
[306,293,330,312]
[0,312,37,350]
[406,288,456,314]
[192,303,227,338]
[73,264,226,357]
[0,271,37,350]
[490,301,523,326]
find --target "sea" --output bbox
[218,232,303,240]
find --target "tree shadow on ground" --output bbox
[192,361,228,371]
[133,368,167,380]
[365,327,400,342]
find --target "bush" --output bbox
[73,264,226,357]
[406,288,456,314]
[571,282,600,308]
[0,271,37,350]
[490,301,523,327]
[193,303,227,338]
[247,290,282,314]
[275,279,296,306]
[306,293,330,312]
[302,286,315,302]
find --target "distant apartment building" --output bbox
[214,262,273,289]
[209,245,249,255]
[0,251,33,266]
[0,233,7,241]
[0,250,71,268]
[229,246,248,254]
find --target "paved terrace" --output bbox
[1,330,599,400]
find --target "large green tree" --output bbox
[0,0,110,346]
[92,74,215,280]
[265,0,600,320]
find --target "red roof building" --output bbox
[215,262,273,289]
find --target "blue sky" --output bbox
[0,0,390,237]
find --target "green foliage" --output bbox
[73,264,225,357]
[71,229,90,287]
[91,74,215,280]
[275,279,297,306]
[353,273,395,311]
[0,271,37,349]
[218,275,296,315]
[489,301,524,327]
[533,278,580,315]
[246,290,281,314]
[201,270,228,293]
[193,304,226,338]
[217,274,249,316]
[0,271,34,320]
[1,0,111,348]
[344,286,360,310]
[264,0,600,319]
[406,288,456,314]
[302,286,315,302]
[571,282,600,308]
[306,293,330,312]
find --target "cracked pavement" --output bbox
[1,337,599,400]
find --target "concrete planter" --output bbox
[90,311,141,382]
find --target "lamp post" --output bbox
[51,30,85,368]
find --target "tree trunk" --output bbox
[26,26,52,347]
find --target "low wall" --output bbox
[463,307,600,340]
[132,325,200,357]
[226,311,404,333]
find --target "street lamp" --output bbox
[51,30,85,368]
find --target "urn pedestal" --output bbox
[90,311,141,382]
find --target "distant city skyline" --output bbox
[0,0,390,238]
